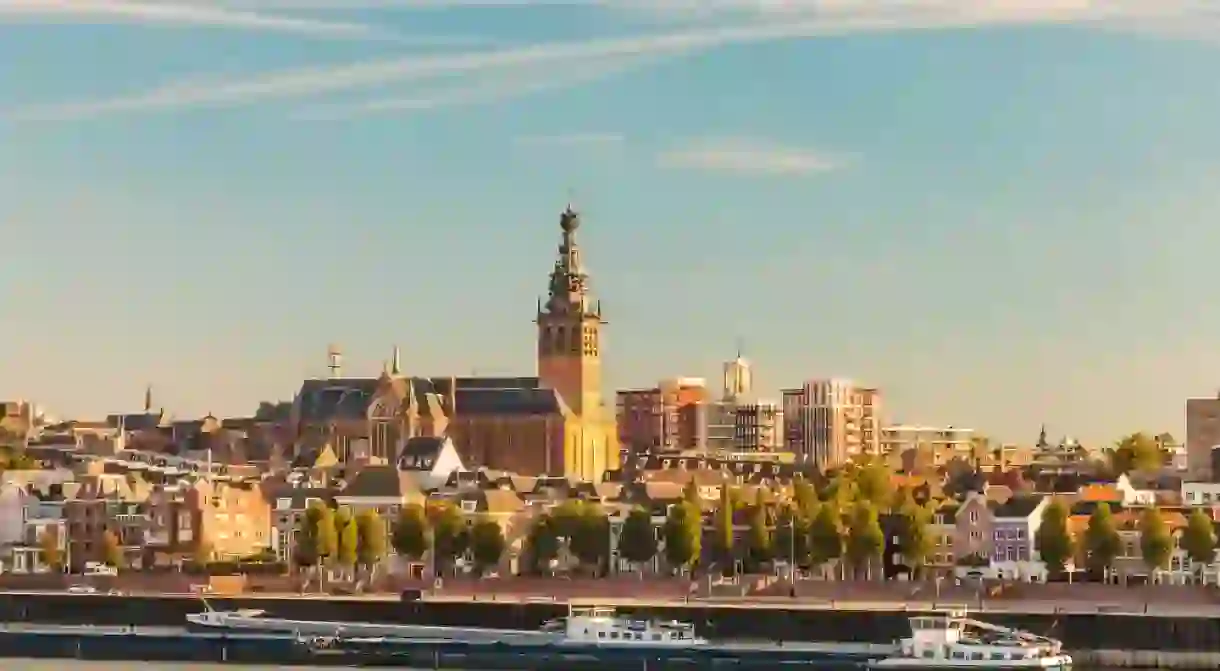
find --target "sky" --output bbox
[2,0,1220,445]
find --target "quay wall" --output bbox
[2,593,1220,667]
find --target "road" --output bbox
[3,588,1219,617]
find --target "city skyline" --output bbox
[4,2,1220,444]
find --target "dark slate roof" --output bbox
[990,496,1044,519]
[342,465,424,498]
[295,378,380,422]
[454,388,566,415]
[106,413,162,431]
[453,377,539,390]
[397,439,446,470]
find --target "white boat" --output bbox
[544,606,707,647]
[186,608,553,643]
[868,608,1072,671]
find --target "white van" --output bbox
[83,562,118,576]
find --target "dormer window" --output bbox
[460,500,477,514]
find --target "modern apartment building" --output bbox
[615,378,709,454]
[734,401,783,452]
[781,379,881,468]
[1186,393,1220,480]
[144,477,271,565]
[880,425,974,456]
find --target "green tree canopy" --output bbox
[469,517,506,575]
[617,507,657,570]
[1035,498,1074,573]
[809,502,843,572]
[712,486,736,574]
[429,502,469,572]
[1110,432,1164,475]
[38,529,63,572]
[525,514,560,575]
[853,461,894,508]
[1182,508,1217,568]
[792,478,820,520]
[1083,503,1121,575]
[845,502,884,573]
[895,501,933,574]
[354,509,387,571]
[1139,507,1173,572]
[295,501,338,567]
[390,503,430,561]
[101,530,124,569]
[745,488,772,570]
[334,507,358,569]
[773,504,811,569]
[568,503,610,572]
[663,501,702,574]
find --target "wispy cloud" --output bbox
[7,0,1218,120]
[658,138,845,176]
[293,56,652,120]
[0,0,391,38]
[514,132,624,147]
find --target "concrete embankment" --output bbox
[1,593,1219,668]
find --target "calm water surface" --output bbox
[5,662,1131,671]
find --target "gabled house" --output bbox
[988,495,1047,564]
[396,436,465,490]
[953,491,992,564]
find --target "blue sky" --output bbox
[2,1,1220,445]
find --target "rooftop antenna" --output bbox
[735,337,745,359]
[327,343,343,379]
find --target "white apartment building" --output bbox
[704,354,783,452]
[880,425,975,456]
[781,379,881,468]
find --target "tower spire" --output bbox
[391,345,401,375]
[144,384,152,414]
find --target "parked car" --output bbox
[66,585,98,594]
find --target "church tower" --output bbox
[536,204,604,418]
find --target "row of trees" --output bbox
[1036,499,1216,576]
[293,504,388,579]
[385,502,507,576]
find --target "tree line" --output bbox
[1036,498,1216,578]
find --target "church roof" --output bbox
[454,387,569,415]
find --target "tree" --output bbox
[525,514,560,575]
[37,529,63,572]
[745,489,772,570]
[1110,432,1163,475]
[193,540,214,567]
[1181,508,1217,573]
[809,504,843,579]
[617,507,657,574]
[391,503,430,561]
[1139,507,1173,574]
[663,501,701,575]
[773,505,811,569]
[844,503,884,578]
[100,529,124,569]
[792,477,819,520]
[712,487,736,575]
[853,461,894,508]
[469,517,506,576]
[568,503,610,574]
[1035,498,1074,573]
[1082,503,1121,578]
[429,503,468,574]
[354,510,387,578]
[682,480,701,506]
[334,507,358,576]
[895,502,933,575]
[295,501,338,569]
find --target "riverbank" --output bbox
[1,592,1218,668]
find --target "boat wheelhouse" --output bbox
[869,608,1072,670]
[546,606,707,647]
